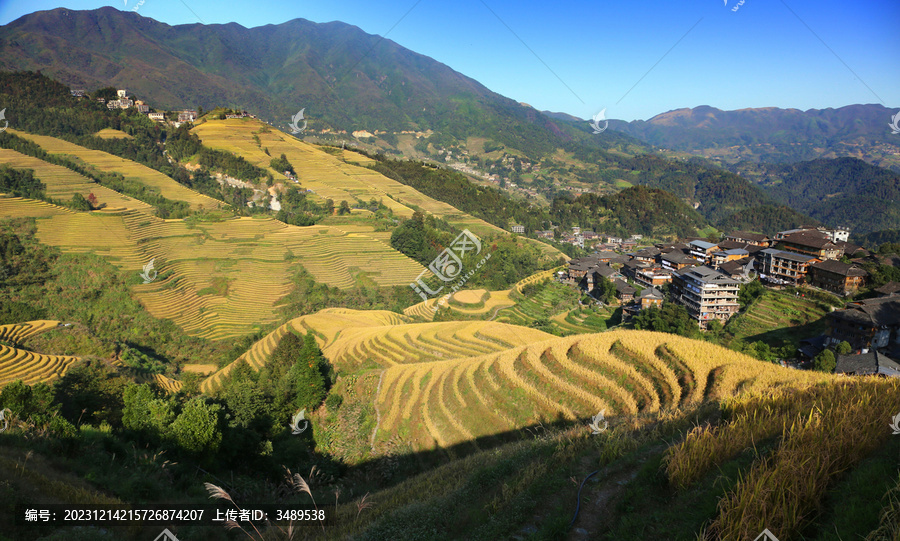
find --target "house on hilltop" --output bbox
[178,110,198,123]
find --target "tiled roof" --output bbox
[614,279,635,294]
[835,351,900,377]
[761,248,818,263]
[875,281,900,296]
[726,231,769,243]
[830,297,900,326]
[781,231,838,250]
[689,240,718,250]
[810,259,868,277]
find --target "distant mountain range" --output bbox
[0,7,641,157]
[4,7,897,238]
[605,104,900,170]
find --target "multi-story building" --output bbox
[510,224,525,234]
[688,240,719,263]
[759,248,819,284]
[634,267,673,288]
[672,266,740,329]
[711,248,749,268]
[807,260,867,296]
[778,231,843,260]
[661,251,701,271]
[178,110,198,123]
[638,287,664,310]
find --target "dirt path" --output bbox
[369,369,386,450]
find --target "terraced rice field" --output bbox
[324,320,552,370]
[373,330,832,451]
[192,119,562,258]
[201,308,409,392]
[550,307,613,335]
[0,343,80,386]
[0,197,75,218]
[0,320,62,345]
[726,290,829,347]
[0,148,154,213]
[200,308,552,393]
[12,130,222,211]
[94,129,132,139]
[494,280,578,326]
[403,269,560,321]
[1,197,424,340]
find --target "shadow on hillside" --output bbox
[319,405,717,498]
[744,316,827,349]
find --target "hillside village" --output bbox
[557,224,900,376]
[70,87,252,127]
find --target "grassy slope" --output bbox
[725,289,830,350]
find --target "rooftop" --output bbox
[781,231,839,250]
[875,281,900,296]
[829,296,900,327]
[689,240,718,250]
[835,350,900,377]
[677,265,740,285]
[761,248,819,263]
[726,231,770,243]
[810,259,868,277]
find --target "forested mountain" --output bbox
[0,7,822,234]
[738,157,900,235]
[605,104,900,170]
[0,6,640,158]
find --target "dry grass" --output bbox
[699,378,900,540]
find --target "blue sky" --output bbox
[1,0,898,121]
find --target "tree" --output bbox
[53,360,127,426]
[594,275,616,304]
[738,279,765,309]
[122,383,174,439]
[289,333,329,411]
[169,397,222,455]
[836,341,852,355]
[338,200,351,215]
[813,349,836,372]
[70,193,92,211]
[0,380,55,425]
